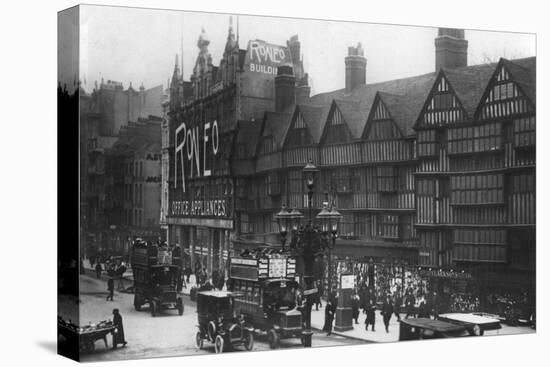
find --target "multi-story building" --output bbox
[164,23,535,303]
[80,80,163,258]
[414,29,535,298]
[105,116,163,255]
[165,20,308,275]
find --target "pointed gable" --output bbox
[364,93,402,140]
[284,107,315,147]
[233,120,261,159]
[258,111,292,155]
[476,57,535,120]
[444,62,496,118]
[320,101,355,144]
[417,72,468,127]
[297,104,327,143]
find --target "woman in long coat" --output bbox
[112,309,127,349]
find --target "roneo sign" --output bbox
[246,40,291,75]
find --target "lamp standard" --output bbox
[275,204,291,251]
[275,159,342,347]
[275,205,304,252]
[316,201,342,298]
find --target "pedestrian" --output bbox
[364,288,376,331]
[323,300,335,336]
[184,265,192,284]
[417,301,429,318]
[432,291,440,319]
[393,292,402,321]
[381,296,394,333]
[194,262,202,284]
[111,309,127,349]
[405,290,416,319]
[95,262,102,279]
[314,282,322,311]
[117,262,126,291]
[212,269,220,290]
[351,292,360,324]
[106,277,114,301]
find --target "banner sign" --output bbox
[420,270,473,280]
[228,256,296,282]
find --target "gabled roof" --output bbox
[308,72,438,141]
[262,108,293,149]
[442,62,497,118]
[502,57,536,105]
[295,104,329,144]
[235,120,262,158]
[370,92,406,137]
[332,99,369,139]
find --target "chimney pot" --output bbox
[435,28,468,70]
[345,43,367,93]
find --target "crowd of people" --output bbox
[448,293,480,312]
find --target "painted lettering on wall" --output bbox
[170,199,227,217]
[250,41,286,64]
[174,120,219,192]
[248,40,289,75]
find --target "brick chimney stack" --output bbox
[295,74,310,105]
[435,28,468,70]
[275,65,296,112]
[345,43,366,93]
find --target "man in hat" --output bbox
[111,309,127,349]
[106,277,114,301]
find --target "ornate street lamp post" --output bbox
[275,204,291,251]
[316,202,342,298]
[275,159,344,347]
[275,205,304,251]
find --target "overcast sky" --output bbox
[68,4,535,95]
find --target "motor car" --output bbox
[195,290,254,353]
[398,318,471,341]
[438,312,502,336]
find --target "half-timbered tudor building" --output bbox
[414,30,535,298]
[164,23,535,302]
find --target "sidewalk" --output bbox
[310,300,401,343]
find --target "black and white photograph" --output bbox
[55,2,538,363]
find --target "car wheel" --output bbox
[244,331,254,351]
[214,335,224,354]
[267,329,279,349]
[195,331,203,349]
[208,321,217,342]
[177,298,184,315]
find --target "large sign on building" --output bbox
[245,40,292,76]
[169,119,233,222]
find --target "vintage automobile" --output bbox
[227,254,306,349]
[438,312,502,336]
[195,290,254,353]
[399,318,472,341]
[132,243,184,317]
